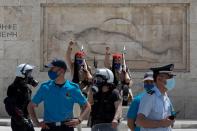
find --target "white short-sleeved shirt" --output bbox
[137,86,172,131]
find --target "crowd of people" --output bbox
[3,41,177,131]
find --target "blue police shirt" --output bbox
[127,92,145,131]
[137,86,172,131]
[32,80,87,122]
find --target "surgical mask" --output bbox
[165,78,176,91]
[114,63,121,70]
[48,70,58,80]
[144,83,154,92]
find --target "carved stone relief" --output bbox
[41,3,189,71]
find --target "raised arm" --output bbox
[83,59,93,81]
[65,41,74,71]
[104,47,111,68]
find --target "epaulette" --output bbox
[147,90,155,95]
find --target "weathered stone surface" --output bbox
[41,3,189,71]
[185,97,197,119]
[0,59,17,78]
[0,6,32,41]
[4,41,36,59]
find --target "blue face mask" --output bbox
[48,70,58,80]
[114,63,121,70]
[165,78,176,91]
[144,83,154,92]
[76,60,83,65]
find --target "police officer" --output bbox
[127,71,154,131]
[88,68,122,128]
[104,46,133,106]
[4,63,39,131]
[136,64,176,131]
[28,59,91,131]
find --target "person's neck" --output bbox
[156,83,166,95]
[55,76,66,85]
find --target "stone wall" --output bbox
[0,0,197,119]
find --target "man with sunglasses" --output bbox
[28,59,91,131]
[136,64,176,131]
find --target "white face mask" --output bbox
[165,78,176,91]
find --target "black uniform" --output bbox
[90,89,121,127]
[4,77,34,131]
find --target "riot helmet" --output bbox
[92,68,114,93]
[16,64,39,87]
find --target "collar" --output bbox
[153,86,162,97]
[51,80,68,88]
[153,86,168,101]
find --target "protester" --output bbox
[65,41,92,95]
[104,46,133,106]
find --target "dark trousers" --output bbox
[11,117,35,131]
[41,124,74,131]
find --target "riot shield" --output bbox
[91,123,128,131]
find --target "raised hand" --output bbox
[82,59,88,72]
[68,40,75,51]
[106,46,110,55]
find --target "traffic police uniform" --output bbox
[32,80,87,131]
[137,64,175,131]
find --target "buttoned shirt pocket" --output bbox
[152,98,164,119]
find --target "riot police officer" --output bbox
[88,68,122,128]
[4,63,38,131]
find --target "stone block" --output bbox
[169,80,197,97]
[4,41,36,59]
[190,23,197,33]
[185,96,197,119]
[102,0,129,4]
[46,0,101,4]
[190,5,197,24]
[0,42,4,58]
[0,59,17,78]
[190,32,197,41]
[0,0,19,6]
[169,96,185,119]
[19,0,47,6]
